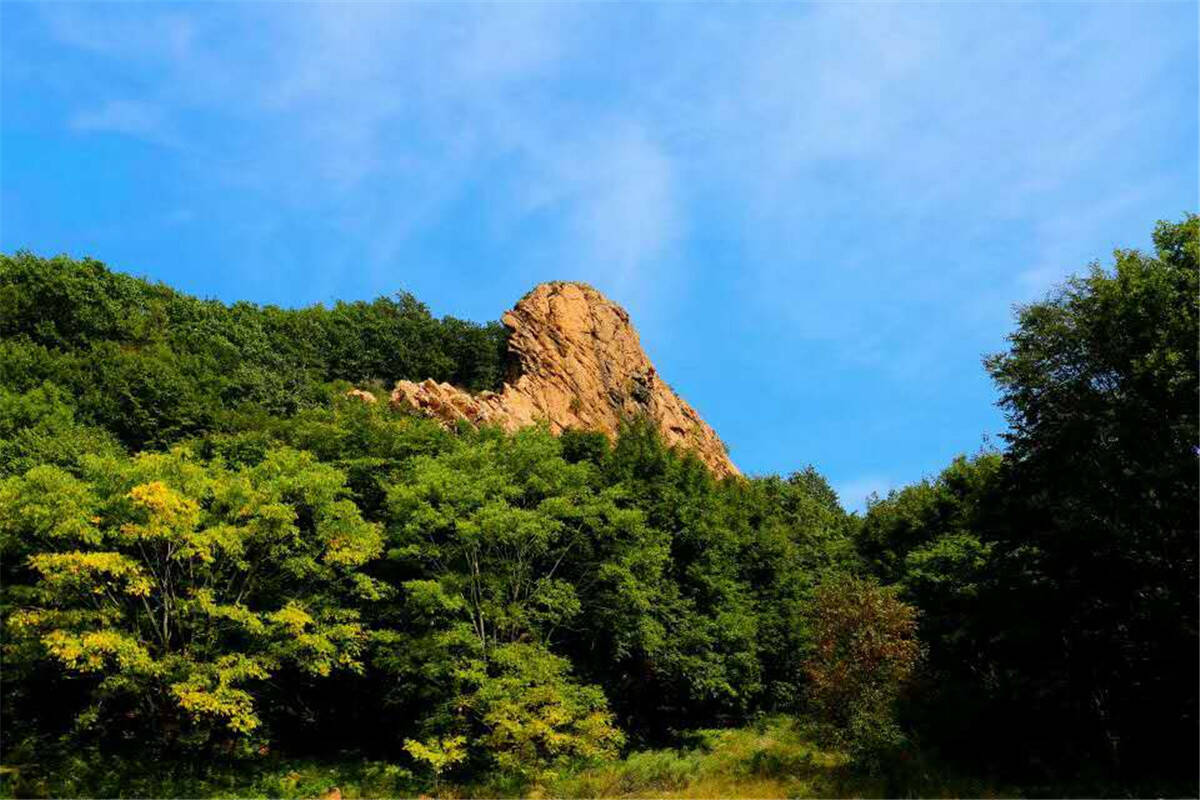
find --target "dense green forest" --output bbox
[0,215,1196,799]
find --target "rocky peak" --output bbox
[389,281,738,478]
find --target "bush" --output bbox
[802,575,921,770]
[463,642,624,788]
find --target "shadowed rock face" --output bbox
[389,281,738,478]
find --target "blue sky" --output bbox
[2,2,1196,509]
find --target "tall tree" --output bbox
[982,214,1198,778]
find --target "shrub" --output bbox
[463,642,624,788]
[802,575,921,769]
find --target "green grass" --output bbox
[540,716,1006,799]
[2,719,1006,799]
[543,719,850,799]
[1,754,419,799]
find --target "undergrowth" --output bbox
[0,718,1012,799]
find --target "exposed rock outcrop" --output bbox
[389,282,738,478]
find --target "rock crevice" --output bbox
[388,282,738,478]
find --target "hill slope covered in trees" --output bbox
[0,215,1195,798]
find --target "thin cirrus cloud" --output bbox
[46,4,680,293]
[24,3,1190,305]
[70,99,177,146]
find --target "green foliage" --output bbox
[0,383,121,477]
[858,453,1001,587]
[461,642,625,787]
[0,251,508,449]
[577,420,857,736]
[856,454,1001,734]
[403,734,467,794]
[1,447,382,752]
[858,215,1198,786]
[977,213,1199,777]
[386,427,598,650]
[0,752,418,800]
[374,420,858,753]
[3,719,1009,800]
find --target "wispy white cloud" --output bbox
[43,5,197,61]
[70,99,176,145]
[35,3,1187,313]
[515,121,680,289]
[1018,181,1164,298]
[64,4,678,292]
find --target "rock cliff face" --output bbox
[389,282,738,478]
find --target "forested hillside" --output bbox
[0,253,508,452]
[0,215,1195,799]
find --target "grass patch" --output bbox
[543,717,858,799]
[540,716,1010,800]
[1,753,419,799]
[3,719,1008,799]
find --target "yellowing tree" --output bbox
[0,446,384,751]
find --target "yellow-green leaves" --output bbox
[404,735,468,788]
[174,523,246,565]
[0,465,102,547]
[319,500,383,567]
[6,444,382,747]
[42,629,156,675]
[119,480,200,544]
[28,551,152,597]
[186,589,265,635]
[269,606,368,678]
[269,601,315,634]
[171,655,270,735]
[464,643,624,785]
